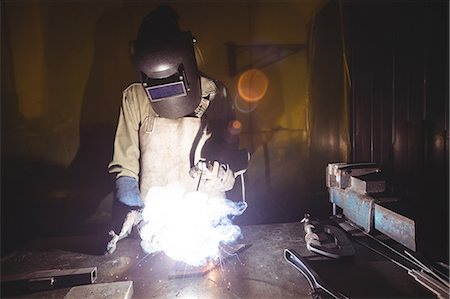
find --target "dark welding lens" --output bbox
[145,81,187,102]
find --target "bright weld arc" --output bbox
[139,183,247,267]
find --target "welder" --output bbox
[106,5,248,254]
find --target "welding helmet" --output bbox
[132,31,201,119]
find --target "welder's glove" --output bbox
[115,176,144,209]
[190,160,235,192]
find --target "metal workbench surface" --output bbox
[1,222,435,298]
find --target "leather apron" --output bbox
[138,115,222,202]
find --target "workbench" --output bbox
[1,222,435,298]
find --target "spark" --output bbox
[139,182,247,267]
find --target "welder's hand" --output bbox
[190,160,236,192]
[106,209,143,254]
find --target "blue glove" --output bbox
[115,176,144,208]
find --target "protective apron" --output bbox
[138,115,223,203]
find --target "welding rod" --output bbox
[196,169,203,191]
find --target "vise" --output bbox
[326,162,385,194]
[326,162,416,251]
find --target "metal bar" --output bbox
[329,187,374,232]
[1,267,97,295]
[374,204,416,251]
[329,186,416,250]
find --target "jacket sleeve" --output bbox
[108,85,143,181]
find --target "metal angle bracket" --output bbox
[225,42,307,76]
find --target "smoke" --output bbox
[138,182,247,267]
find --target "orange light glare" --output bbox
[227,120,242,135]
[237,69,269,102]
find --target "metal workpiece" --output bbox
[326,162,382,190]
[350,172,386,194]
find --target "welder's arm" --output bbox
[106,87,145,254]
[115,176,144,208]
[106,175,143,254]
[108,87,142,184]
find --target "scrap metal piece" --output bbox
[302,214,355,259]
[64,281,134,299]
[1,267,97,294]
[284,249,348,299]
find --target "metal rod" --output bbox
[404,251,449,287]
[408,270,449,299]
[196,168,203,191]
[353,239,411,272]
[346,220,422,270]
[349,221,449,296]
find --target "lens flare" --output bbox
[237,69,269,102]
[139,182,247,267]
[234,94,258,113]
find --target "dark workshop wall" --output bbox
[2,0,338,255]
[348,1,449,260]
